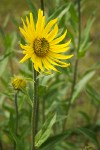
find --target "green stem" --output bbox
[31,69,39,150]
[93,105,100,123]
[63,0,81,131]
[31,1,44,149]
[40,0,44,13]
[14,91,19,150]
[42,97,45,123]
[40,0,45,124]
[9,58,14,76]
[0,140,3,150]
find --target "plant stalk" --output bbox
[40,0,44,13]
[40,0,45,124]
[14,91,19,150]
[31,69,39,150]
[0,140,3,150]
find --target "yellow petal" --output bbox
[42,58,58,71]
[32,55,39,72]
[47,57,70,67]
[36,9,43,36]
[20,54,31,63]
[30,12,35,33]
[46,57,63,67]
[46,25,58,42]
[50,30,67,45]
[50,39,71,49]
[20,44,33,51]
[40,16,45,35]
[26,16,30,26]
[31,53,37,63]
[54,59,70,67]
[19,27,33,43]
[51,47,70,53]
[21,18,27,31]
[49,52,73,60]
[43,18,58,37]
[37,58,44,72]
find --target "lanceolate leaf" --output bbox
[78,16,95,57]
[48,3,71,22]
[25,0,37,21]
[71,71,95,103]
[86,84,100,103]
[40,130,72,150]
[35,114,56,148]
[75,127,100,149]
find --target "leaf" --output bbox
[71,71,95,103]
[38,85,47,97]
[0,57,8,77]
[78,42,92,57]
[85,61,100,73]
[78,111,91,124]
[48,3,70,22]
[78,16,95,57]
[69,3,78,23]
[86,85,100,103]
[9,129,25,149]
[40,130,72,150]
[35,114,56,148]
[0,52,12,62]
[22,89,33,107]
[76,127,100,149]
[25,0,37,21]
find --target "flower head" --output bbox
[11,76,26,91]
[19,9,73,72]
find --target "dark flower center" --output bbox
[33,38,49,57]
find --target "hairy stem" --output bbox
[31,69,39,150]
[14,91,19,150]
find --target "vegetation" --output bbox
[0,0,100,150]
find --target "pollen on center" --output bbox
[33,38,50,57]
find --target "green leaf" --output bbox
[0,57,8,77]
[22,89,33,107]
[9,129,25,149]
[40,130,72,150]
[71,71,95,103]
[25,0,37,21]
[35,114,56,148]
[78,111,91,124]
[76,127,100,149]
[86,85,100,103]
[38,85,47,97]
[78,16,95,57]
[48,3,71,22]
[0,52,12,62]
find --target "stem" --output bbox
[40,0,44,13]
[9,58,14,76]
[0,140,3,150]
[31,69,39,150]
[42,98,45,123]
[40,0,46,124]
[63,0,81,131]
[93,105,100,123]
[14,91,19,150]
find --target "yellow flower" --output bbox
[19,9,73,72]
[11,76,26,91]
